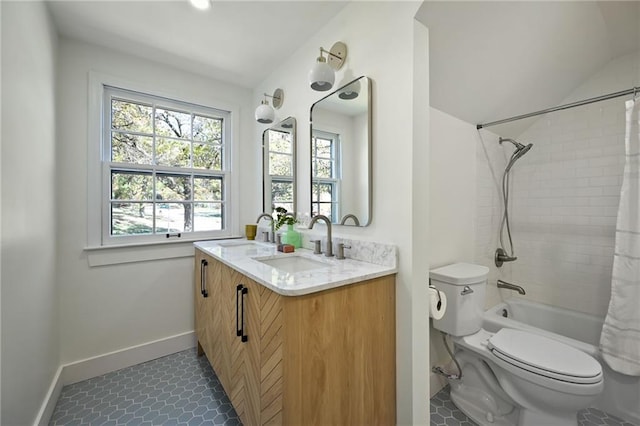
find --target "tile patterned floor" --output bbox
[50,348,638,426]
[50,349,241,426]
[431,386,638,426]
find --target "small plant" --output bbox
[273,206,297,231]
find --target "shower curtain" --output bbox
[600,98,640,376]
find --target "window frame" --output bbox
[265,128,295,212]
[87,72,238,251]
[311,130,341,222]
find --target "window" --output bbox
[311,130,340,222]
[266,129,294,212]
[102,86,231,245]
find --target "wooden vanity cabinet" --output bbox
[194,250,212,359]
[194,249,396,426]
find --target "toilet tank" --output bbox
[429,263,489,336]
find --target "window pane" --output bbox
[273,202,293,213]
[193,115,222,143]
[111,133,153,164]
[156,174,191,201]
[315,138,332,157]
[156,138,191,168]
[193,203,223,231]
[314,159,333,178]
[111,171,153,200]
[194,176,222,201]
[269,133,291,153]
[269,153,292,176]
[156,203,190,233]
[317,203,333,217]
[111,100,152,133]
[111,202,153,235]
[272,181,293,202]
[155,108,191,139]
[193,143,222,170]
[313,182,333,202]
[312,203,333,218]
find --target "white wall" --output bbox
[1,2,60,424]
[476,50,640,317]
[253,2,428,424]
[427,108,481,391]
[55,38,255,364]
[429,108,478,267]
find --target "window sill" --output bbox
[85,236,242,267]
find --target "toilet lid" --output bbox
[488,328,602,384]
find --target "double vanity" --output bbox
[194,238,397,425]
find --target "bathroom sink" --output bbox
[218,241,257,248]
[255,255,330,274]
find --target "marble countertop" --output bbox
[194,239,397,296]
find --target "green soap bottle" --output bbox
[281,224,301,248]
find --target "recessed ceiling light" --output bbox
[189,0,211,11]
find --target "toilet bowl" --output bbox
[429,263,604,426]
[454,328,603,425]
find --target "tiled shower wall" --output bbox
[476,51,640,317]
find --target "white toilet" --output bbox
[430,263,604,426]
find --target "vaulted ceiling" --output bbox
[47,0,349,89]
[47,1,640,136]
[416,1,640,135]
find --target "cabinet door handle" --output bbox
[200,259,205,296]
[201,259,208,298]
[236,284,243,337]
[241,286,248,343]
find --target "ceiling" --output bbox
[416,1,640,136]
[46,0,349,89]
[46,1,640,135]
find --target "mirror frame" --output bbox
[309,76,372,226]
[262,117,297,215]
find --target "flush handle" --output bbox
[461,286,474,296]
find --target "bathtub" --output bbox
[484,298,640,425]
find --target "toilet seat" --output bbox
[488,328,603,385]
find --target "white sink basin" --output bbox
[256,255,330,274]
[218,241,257,248]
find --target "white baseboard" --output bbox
[34,331,196,426]
[35,365,64,426]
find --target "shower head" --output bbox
[502,138,533,172]
[514,142,533,159]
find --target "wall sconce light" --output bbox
[338,78,361,100]
[308,41,347,92]
[255,89,284,124]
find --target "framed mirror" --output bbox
[310,76,371,226]
[262,117,296,215]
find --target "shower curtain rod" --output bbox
[476,86,640,130]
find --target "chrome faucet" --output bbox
[308,215,333,257]
[336,243,351,260]
[256,213,275,243]
[497,279,526,295]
